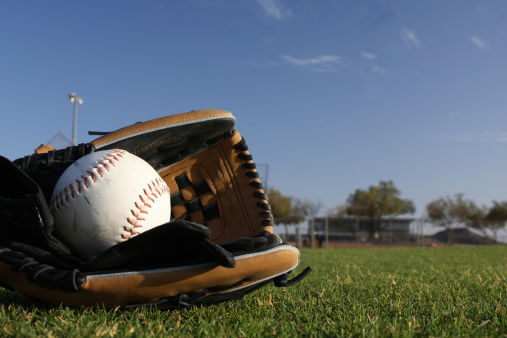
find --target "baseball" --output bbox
[50,149,171,261]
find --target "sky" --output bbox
[1,1,506,234]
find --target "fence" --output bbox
[288,217,504,248]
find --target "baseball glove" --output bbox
[0,109,311,310]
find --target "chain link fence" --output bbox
[276,217,506,248]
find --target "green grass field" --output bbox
[1,245,506,337]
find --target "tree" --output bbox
[378,181,416,218]
[267,188,305,241]
[327,204,348,218]
[469,201,507,244]
[294,198,323,220]
[346,180,415,241]
[294,198,323,247]
[485,201,507,243]
[425,193,478,245]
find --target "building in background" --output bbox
[309,217,416,246]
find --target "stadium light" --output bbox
[68,92,83,146]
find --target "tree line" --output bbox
[268,180,507,245]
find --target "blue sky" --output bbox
[1,1,506,225]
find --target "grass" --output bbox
[1,245,506,337]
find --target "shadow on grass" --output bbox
[0,287,62,311]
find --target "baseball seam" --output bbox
[122,177,169,239]
[50,149,170,240]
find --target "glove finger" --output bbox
[85,221,215,270]
[137,220,211,239]
[197,240,235,268]
[220,236,268,253]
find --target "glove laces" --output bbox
[233,137,274,227]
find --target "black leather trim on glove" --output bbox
[84,221,236,271]
[0,156,71,256]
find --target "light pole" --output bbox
[68,92,83,146]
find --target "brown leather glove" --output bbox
[0,110,311,309]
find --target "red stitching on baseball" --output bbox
[114,150,125,159]
[106,154,118,166]
[139,196,152,208]
[144,188,156,203]
[81,175,89,188]
[64,187,69,203]
[75,179,83,193]
[99,162,109,172]
[124,177,170,239]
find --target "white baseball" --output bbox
[50,149,171,261]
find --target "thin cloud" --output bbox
[256,0,292,20]
[471,36,486,50]
[359,52,387,76]
[361,52,377,60]
[369,65,386,75]
[281,55,339,66]
[400,27,422,48]
[280,54,341,72]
